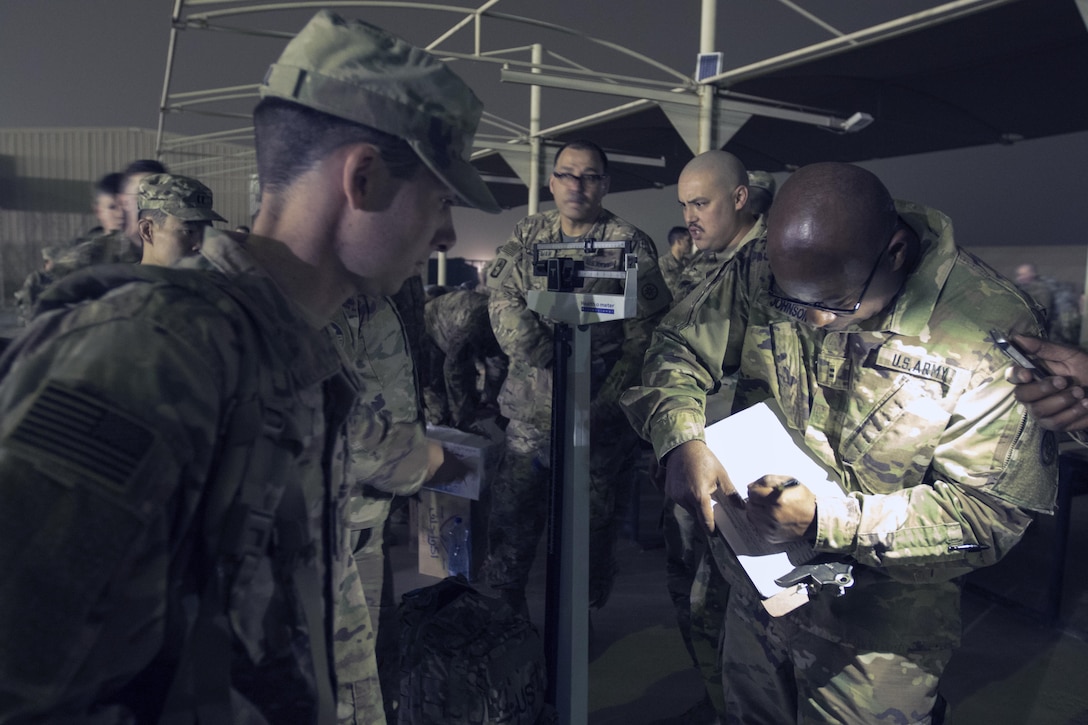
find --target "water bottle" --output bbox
[443,516,471,579]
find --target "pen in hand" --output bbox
[775,478,800,492]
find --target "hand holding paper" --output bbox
[664,439,745,532]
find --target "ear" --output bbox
[886,223,920,273]
[341,143,386,211]
[137,217,155,246]
[734,185,749,211]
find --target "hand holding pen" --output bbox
[746,475,818,544]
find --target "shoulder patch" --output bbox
[641,281,660,301]
[485,256,513,290]
[4,382,155,493]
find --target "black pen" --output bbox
[775,478,800,492]
[948,544,990,553]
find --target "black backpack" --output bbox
[397,576,553,724]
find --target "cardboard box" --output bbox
[417,489,488,581]
[423,423,504,500]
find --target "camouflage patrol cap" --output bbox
[137,174,226,222]
[747,170,777,195]
[261,10,501,214]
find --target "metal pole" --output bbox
[698,0,716,153]
[529,43,543,214]
[545,322,591,725]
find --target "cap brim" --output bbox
[409,140,501,214]
[172,209,228,223]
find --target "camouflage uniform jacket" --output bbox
[620,202,1058,649]
[331,293,430,510]
[487,208,671,428]
[51,229,140,278]
[659,250,689,301]
[676,218,766,306]
[424,288,505,427]
[0,227,367,723]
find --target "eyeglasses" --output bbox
[768,245,886,317]
[552,171,608,187]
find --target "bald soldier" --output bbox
[136,173,226,267]
[674,150,760,300]
[622,162,1056,722]
[664,149,764,720]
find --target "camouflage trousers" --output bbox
[717,571,950,724]
[347,496,398,724]
[685,525,729,719]
[485,410,638,608]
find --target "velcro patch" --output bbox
[874,347,960,385]
[5,382,155,493]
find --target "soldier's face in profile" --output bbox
[141,214,208,267]
[342,165,457,297]
[93,193,124,233]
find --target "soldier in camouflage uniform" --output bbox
[745,169,776,218]
[485,139,671,612]
[136,173,226,267]
[330,281,448,723]
[51,160,169,279]
[621,162,1057,723]
[0,11,497,724]
[660,226,694,300]
[1015,263,1082,344]
[422,286,508,430]
[664,150,764,721]
[674,167,773,305]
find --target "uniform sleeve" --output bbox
[487,224,554,368]
[347,298,430,498]
[620,261,744,460]
[816,352,1057,581]
[0,305,233,721]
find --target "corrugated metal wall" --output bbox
[0,127,255,305]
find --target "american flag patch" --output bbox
[6,382,154,492]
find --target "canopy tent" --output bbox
[155,0,1088,212]
[471,0,1088,208]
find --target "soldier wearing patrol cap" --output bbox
[746,169,776,218]
[137,173,226,267]
[0,10,496,725]
[622,162,1056,722]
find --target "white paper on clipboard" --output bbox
[704,399,846,602]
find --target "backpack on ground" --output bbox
[397,576,552,724]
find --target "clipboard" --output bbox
[704,399,846,615]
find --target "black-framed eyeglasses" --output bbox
[768,245,886,317]
[552,171,608,187]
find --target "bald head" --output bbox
[680,150,748,190]
[769,162,896,267]
[767,163,914,329]
[677,150,755,253]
